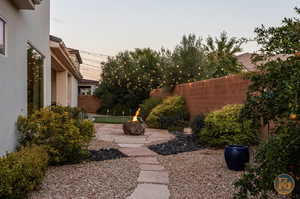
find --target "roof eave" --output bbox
[11,0,42,10]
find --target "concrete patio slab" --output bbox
[127,184,170,199]
[138,171,169,184]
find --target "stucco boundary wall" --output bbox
[78,96,102,114]
[150,74,251,119]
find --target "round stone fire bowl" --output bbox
[123,121,145,136]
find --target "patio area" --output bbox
[28,123,287,199]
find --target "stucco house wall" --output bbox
[0,0,51,156]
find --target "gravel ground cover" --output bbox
[148,131,202,155]
[29,158,140,199]
[159,149,286,199]
[158,149,243,199]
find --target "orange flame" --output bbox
[132,108,141,122]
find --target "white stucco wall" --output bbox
[0,0,50,156]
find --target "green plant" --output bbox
[0,145,48,199]
[199,104,258,147]
[93,116,132,124]
[234,121,300,199]
[95,48,167,115]
[140,97,163,120]
[146,96,188,129]
[190,114,205,134]
[204,32,246,78]
[161,34,208,88]
[50,105,87,121]
[78,119,95,142]
[17,107,94,165]
[234,8,300,199]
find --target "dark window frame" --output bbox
[0,17,5,55]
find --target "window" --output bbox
[27,44,44,114]
[0,18,5,55]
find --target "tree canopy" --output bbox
[95,32,245,115]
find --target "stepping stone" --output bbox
[114,137,148,144]
[127,184,170,199]
[119,147,157,157]
[138,171,169,184]
[140,164,166,171]
[118,144,144,148]
[135,157,160,165]
[95,134,115,142]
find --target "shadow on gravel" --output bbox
[148,131,203,155]
[89,149,128,161]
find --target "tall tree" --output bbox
[205,32,245,78]
[234,7,300,199]
[161,34,207,88]
[95,48,165,115]
[255,7,300,55]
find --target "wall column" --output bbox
[56,70,68,106]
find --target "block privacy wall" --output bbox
[150,74,251,119]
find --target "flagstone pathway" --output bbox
[95,123,175,199]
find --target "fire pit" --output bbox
[123,108,145,136]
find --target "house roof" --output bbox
[50,35,83,80]
[237,53,290,71]
[10,0,42,10]
[236,53,257,71]
[79,79,99,85]
[50,35,63,43]
[67,48,83,64]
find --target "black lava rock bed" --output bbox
[89,149,128,161]
[148,131,203,155]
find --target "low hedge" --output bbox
[199,104,258,147]
[140,97,163,120]
[50,105,87,121]
[146,96,188,129]
[0,145,48,199]
[17,106,95,165]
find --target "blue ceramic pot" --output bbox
[224,145,249,171]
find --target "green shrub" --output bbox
[146,96,188,129]
[190,114,205,134]
[50,105,87,121]
[17,107,94,165]
[0,145,48,199]
[79,119,96,143]
[199,104,258,147]
[140,97,163,120]
[234,121,300,199]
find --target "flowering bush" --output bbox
[17,106,95,165]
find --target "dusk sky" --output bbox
[50,0,299,56]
